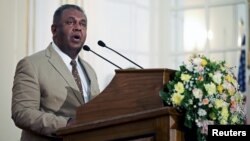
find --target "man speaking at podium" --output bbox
[11,4,100,141]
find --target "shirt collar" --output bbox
[52,42,79,65]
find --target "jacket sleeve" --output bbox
[11,58,70,137]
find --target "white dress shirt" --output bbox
[51,42,90,102]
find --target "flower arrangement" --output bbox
[160,54,246,141]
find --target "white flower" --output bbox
[193,66,204,74]
[221,93,228,101]
[193,57,202,66]
[198,108,207,116]
[196,120,214,135]
[184,61,193,71]
[212,71,222,84]
[193,88,203,99]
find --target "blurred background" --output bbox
[0,0,249,140]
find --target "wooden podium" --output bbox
[57,69,185,141]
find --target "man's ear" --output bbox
[51,24,56,34]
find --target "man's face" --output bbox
[52,8,87,51]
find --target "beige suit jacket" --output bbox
[11,44,100,141]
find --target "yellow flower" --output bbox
[204,82,216,95]
[231,79,238,89]
[209,112,216,120]
[171,93,184,106]
[221,107,229,120]
[209,73,213,77]
[174,82,184,94]
[228,87,236,96]
[181,74,191,82]
[217,85,224,93]
[225,74,233,82]
[220,119,227,124]
[231,115,238,124]
[220,65,225,71]
[201,59,207,66]
[235,93,243,102]
[214,99,224,108]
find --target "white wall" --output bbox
[83,0,160,90]
[0,0,28,140]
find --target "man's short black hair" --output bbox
[53,4,87,24]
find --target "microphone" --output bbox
[82,45,122,69]
[97,40,144,69]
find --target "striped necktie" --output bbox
[70,60,84,102]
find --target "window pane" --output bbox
[172,0,205,7]
[183,9,206,52]
[209,6,236,49]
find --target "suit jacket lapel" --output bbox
[79,58,99,100]
[45,44,84,104]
